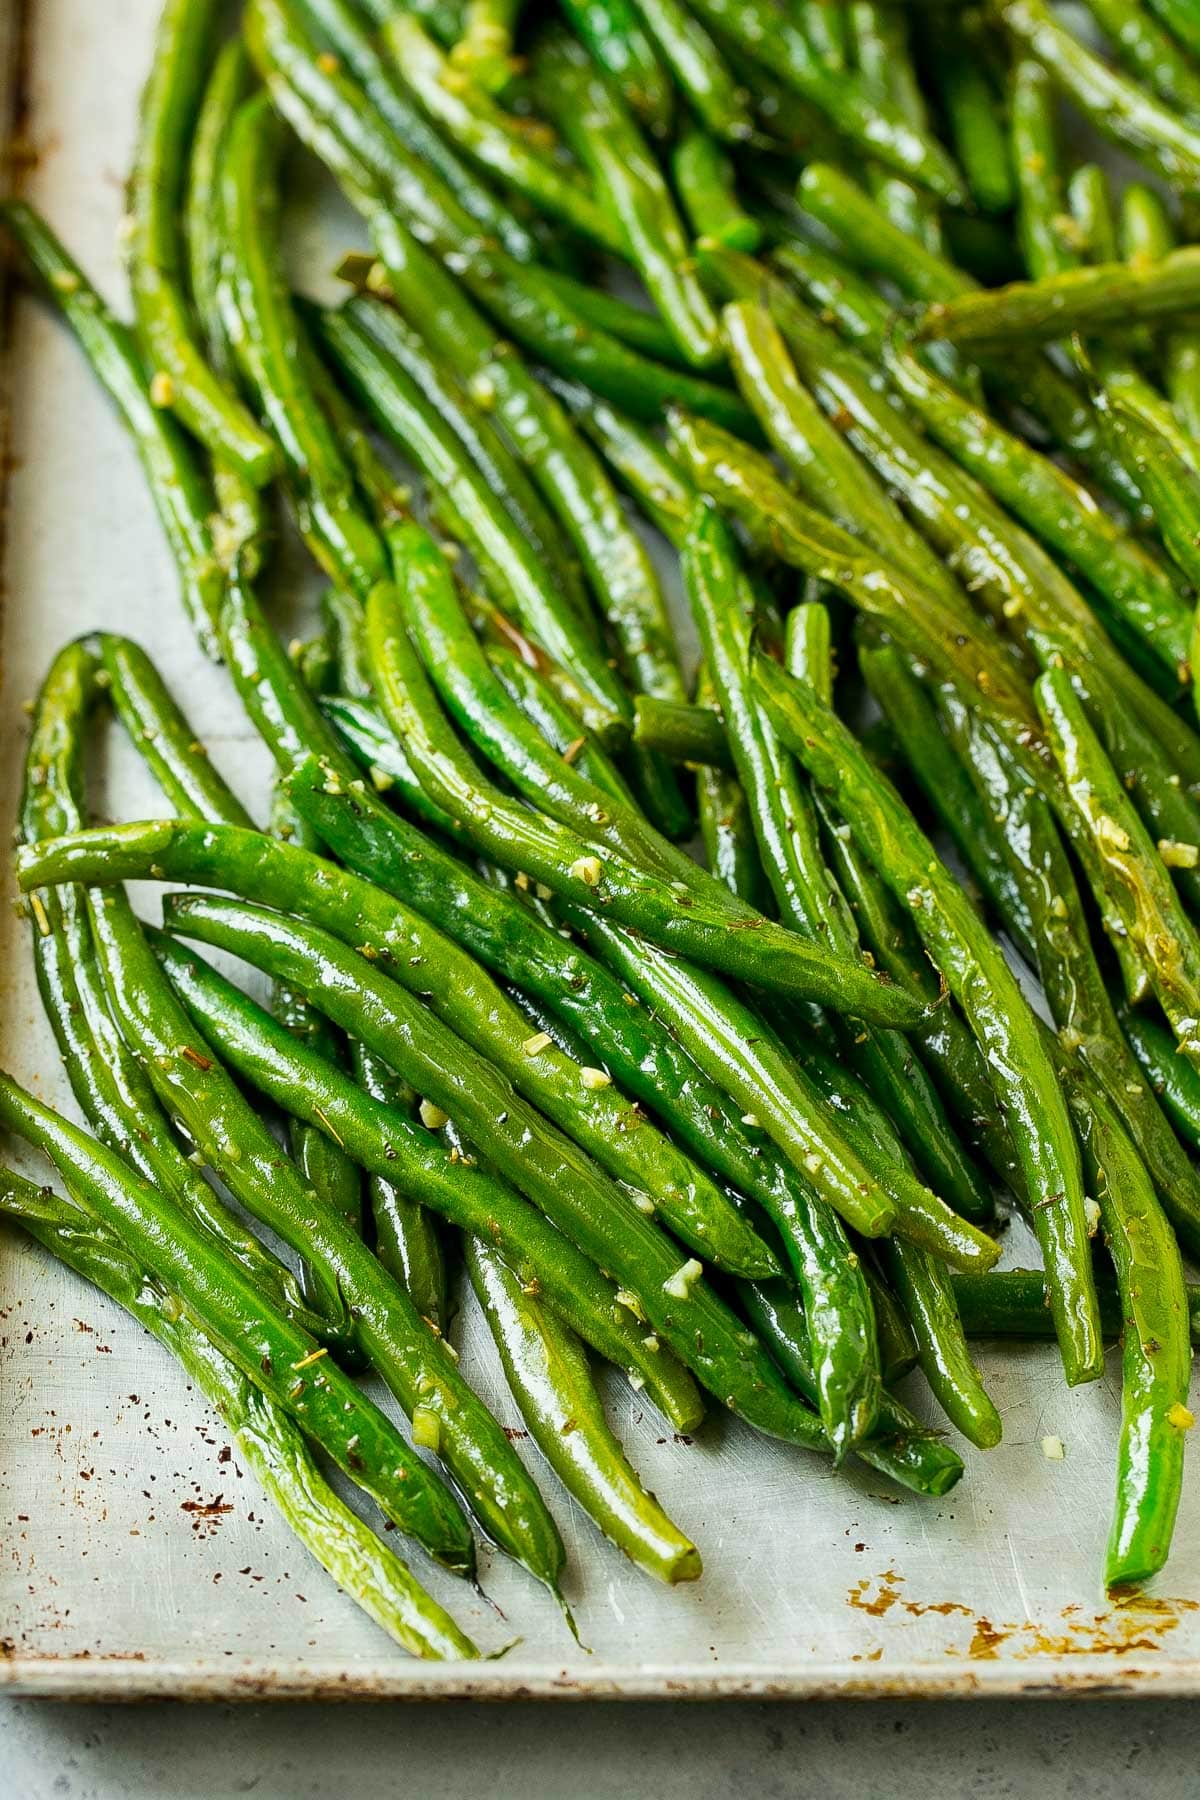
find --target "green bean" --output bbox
[534,32,722,367]
[673,132,761,252]
[525,270,690,369]
[1143,0,1200,56]
[1093,397,1200,705]
[682,505,992,1228]
[295,629,337,700]
[882,333,1193,688]
[737,1280,963,1496]
[220,96,388,600]
[558,0,674,132]
[793,162,1146,517]
[0,1171,477,1660]
[936,682,1200,1257]
[1082,0,1200,116]
[1118,1002,1200,1157]
[885,1240,1002,1450]
[863,633,1153,1015]
[152,849,770,1288]
[1096,393,1200,624]
[331,686,605,845]
[815,783,1015,1198]
[797,1,850,69]
[861,1260,919,1386]
[753,653,1103,1388]
[635,695,731,770]
[485,641,639,810]
[473,600,632,754]
[668,410,1036,735]
[467,1239,702,1583]
[694,672,765,907]
[53,770,774,1276]
[850,1,942,252]
[630,0,754,140]
[1056,1060,1192,1589]
[770,238,894,353]
[381,14,625,253]
[1064,167,1200,493]
[952,1270,1200,1353]
[713,275,967,610]
[302,344,413,532]
[151,927,699,1428]
[449,0,521,91]
[917,248,1200,348]
[859,641,1038,966]
[321,595,370,706]
[374,202,752,432]
[184,39,268,569]
[74,494,780,1318]
[95,633,256,829]
[564,902,932,1255]
[770,1005,1004,1446]
[550,379,696,544]
[351,228,745,771]
[329,283,592,620]
[925,8,1014,214]
[1036,665,1200,1070]
[268,790,364,1263]
[246,0,749,432]
[392,516,702,892]
[0,202,226,661]
[158,901,828,1449]
[1120,185,1200,448]
[998,0,1200,193]
[20,640,328,1340]
[789,605,1006,1212]
[1011,58,1079,280]
[127,0,279,486]
[0,1074,474,1573]
[366,542,926,1019]
[678,663,883,1451]
[785,602,833,706]
[267,766,886,1449]
[81,885,562,1589]
[316,306,622,722]
[699,276,1200,803]
[893,632,1165,1005]
[100,635,368,1320]
[686,0,966,199]
[360,0,466,40]
[35,583,805,1411]
[185,37,252,373]
[329,270,700,844]
[291,0,538,257]
[350,1040,448,1333]
[780,1035,998,1272]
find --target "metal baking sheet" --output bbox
[3,0,1200,1704]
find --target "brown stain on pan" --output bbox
[0,0,37,678]
[848,1567,1198,1663]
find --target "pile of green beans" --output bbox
[8,0,1200,1650]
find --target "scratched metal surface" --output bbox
[2,0,1200,1704]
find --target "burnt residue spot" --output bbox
[848,1570,905,1618]
[847,1568,1199,1663]
[180,1493,233,1538]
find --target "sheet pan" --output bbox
[2,0,1199,1702]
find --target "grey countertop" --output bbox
[1,1697,1193,1799]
